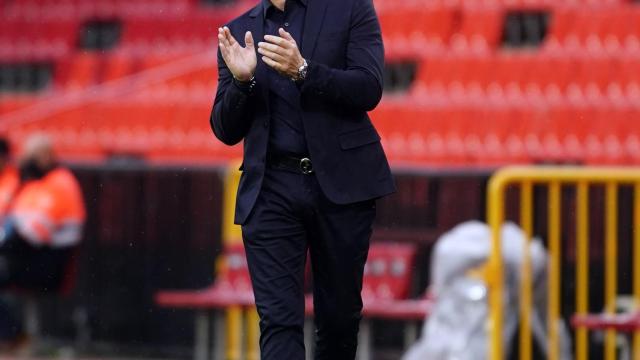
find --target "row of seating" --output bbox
[6,13,640,62]
[91,80,640,108]
[7,74,640,118]
[5,97,639,166]
[54,82,640,109]
[8,33,640,64]
[0,19,78,61]
[9,41,640,91]
[408,83,640,109]
[385,35,640,61]
[155,243,430,360]
[51,52,217,89]
[5,0,626,23]
[416,55,640,88]
[549,6,640,43]
[5,126,635,166]
[380,7,504,48]
[5,3,639,62]
[16,80,640,110]
[1,0,196,21]
[374,0,631,11]
[379,4,640,46]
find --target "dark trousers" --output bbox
[242,168,376,360]
[0,236,72,341]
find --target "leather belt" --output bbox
[268,153,314,175]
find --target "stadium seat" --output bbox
[304,242,429,360]
[4,0,640,167]
[155,244,255,360]
[571,312,640,333]
[155,244,254,310]
[451,6,504,49]
[55,52,101,89]
[100,52,136,83]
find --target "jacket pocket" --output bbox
[339,127,381,150]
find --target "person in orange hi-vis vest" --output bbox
[0,138,19,224]
[0,134,86,347]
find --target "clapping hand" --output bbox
[258,28,305,80]
[218,26,257,82]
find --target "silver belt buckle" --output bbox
[299,157,313,174]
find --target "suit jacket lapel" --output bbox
[301,0,329,58]
[248,4,269,104]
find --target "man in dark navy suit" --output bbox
[210,0,394,358]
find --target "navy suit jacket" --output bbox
[210,0,396,224]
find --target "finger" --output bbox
[258,41,287,56]
[244,31,255,49]
[264,35,288,48]
[218,29,231,49]
[262,56,283,72]
[218,36,230,59]
[219,41,231,61]
[224,26,238,46]
[278,28,295,43]
[257,47,286,63]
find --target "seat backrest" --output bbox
[216,244,252,293]
[362,242,418,301]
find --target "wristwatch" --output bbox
[293,59,308,82]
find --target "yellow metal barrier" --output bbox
[486,166,640,360]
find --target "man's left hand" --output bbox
[258,28,305,80]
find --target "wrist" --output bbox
[233,73,254,83]
[292,58,308,82]
[233,75,256,94]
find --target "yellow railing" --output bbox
[486,166,640,360]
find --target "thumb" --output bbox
[244,31,255,49]
[279,28,294,42]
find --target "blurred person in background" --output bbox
[212,0,393,358]
[0,134,86,347]
[0,138,19,224]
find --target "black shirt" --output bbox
[263,0,308,156]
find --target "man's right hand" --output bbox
[218,27,257,82]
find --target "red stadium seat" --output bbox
[571,312,640,333]
[155,244,254,310]
[4,0,640,167]
[155,244,254,360]
[302,242,421,315]
[304,242,429,359]
[452,6,504,49]
[379,6,454,43]
[55,53,101,89]
[100,52,136,83]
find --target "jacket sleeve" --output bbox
[300,0,384,112]
[210,48,255,146]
